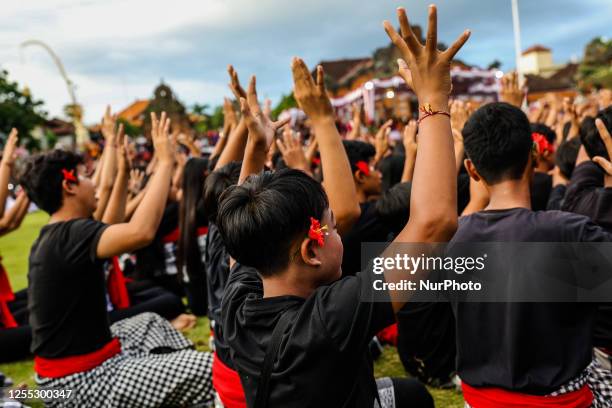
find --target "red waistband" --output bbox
[212,352,246,408]
[0,261,17,329]
[462,381,593,408]
[34,338,122,378]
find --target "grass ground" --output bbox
[0,212,464,407]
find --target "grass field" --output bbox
[0,211,464,407]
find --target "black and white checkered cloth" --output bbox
[36,312,214,408]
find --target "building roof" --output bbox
[118,99,150,125]
[525,63,578,93]
[318,58,372,83]
[522,45,551,56]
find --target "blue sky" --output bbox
[0,0,610,124]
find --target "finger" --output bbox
[442,29,471,60]
[396,59,413,89]
[247,75,263,117]
[396,7,422,52]
[593,157,612,176]
[316,65,325,93]
[595,118,612,156]
[150,112,158,134]
[117,123,125,144]
[383,21,412,59]
[8,128,18,141]
[425,5,437,53]
[292,57,315,89]
[273,117,290,131]
[164,117,171,137]
[276,138,287,155]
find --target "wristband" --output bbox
[418,103,450,125]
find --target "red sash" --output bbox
[0,259,17,329]
[462,381,593,408]
[212,351,246,408]
[376,323,398,346]
[34,337,122,378]
[162,227,180,244]
[197,226,209,236]
[107,256,130,310]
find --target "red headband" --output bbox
[62,169,77,183]
[355,161,371,176]
[531,133,555,155]
[308,217,328,247]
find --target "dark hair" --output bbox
[579,106,612,160]
[555,138,581,179]
[375,181,412,237]
[217,169,328,276]
[462,102,533,184]
[203,161,241,222]
[343,140,376,173]
[20,149,83,214]
[177,157,209,284]
[530,123,556,144]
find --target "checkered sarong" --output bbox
[36,312,214,407]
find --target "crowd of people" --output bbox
[1,4,612,407]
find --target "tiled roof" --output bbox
[522,45,551,55]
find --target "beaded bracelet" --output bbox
[418,103,451,125]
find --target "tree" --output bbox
[271,93,297,119]
[487,59,502,70]
[0,70,47,150]
[579,37,612,89]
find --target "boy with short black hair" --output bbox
[457,102,612,406]
[218,5,469,407]
[21,113,213,407]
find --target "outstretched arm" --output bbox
[96,112,175,258]
[0,128,18,218]
[214,66,250,170]
[383,5,468,312]
[291,59,361,235]
[93,107,121,220]
[102,137,130,224]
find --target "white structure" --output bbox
[519,45,560,77]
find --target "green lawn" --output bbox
[0,212,464,407]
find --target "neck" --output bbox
[356,188,368,204]
[486,178,532,211]
[262,266,320,299]
[49,203,91,224]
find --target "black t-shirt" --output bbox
[28,218,110,358]
[531,171,552,211]
[222,265,394,407]
[450,208,612,394]
[341,201,391,277]
[205,222,230,325]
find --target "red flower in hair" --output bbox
[62,169,77,183]
[355,161,371,176]
[531,132,555,155]
[308,217,329,247]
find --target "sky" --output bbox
[0,0,610,124]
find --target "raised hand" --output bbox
[116,124,129,173]
[592,118,612,187]
[150,112,174,164]
[228,65,247,101]
[403,120,418,154]
[374,119,393,162]
[277,125,311,175]
[128,169,145,195]
[384,5,470,109]
[450,100,470,132]
[499,72,524,108]
[240,76,289,150]
[291,58,334,122]
[101,105,118,143]
[1,128,18,167]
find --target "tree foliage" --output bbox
[579,37,612,89]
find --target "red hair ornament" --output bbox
[355,161,371,176]
[308,217,329,247]
[531,132,555,155]
[62,169,77,183]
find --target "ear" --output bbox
[62,179,79,196]
[299,237,322,267]
[353,169,366,184]
[464,159,482,182]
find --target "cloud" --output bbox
[0,0,610,124]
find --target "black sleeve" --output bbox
[314,271,394,356]
[66,218,109,264]
[590,188,612,231]
[563,162,604,214]
[546,184,567,210]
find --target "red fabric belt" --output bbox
[213,351,246,408]
[376,323,398,346]
[34,338,122,378]
[0,259,17,329]
[197,226,209,236]
[462,381,593,408]
[108,256,130,310]
[162,227,180,244]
